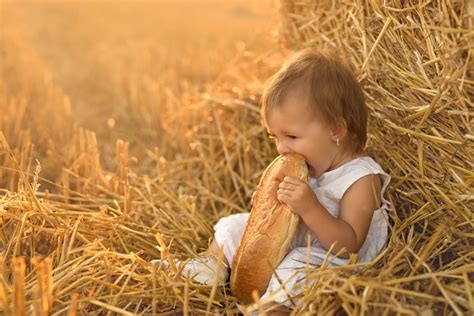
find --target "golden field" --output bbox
[1,0,473,315]
[1,0,278,172]
[1,0,284,314]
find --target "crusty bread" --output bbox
[230,153,308,304]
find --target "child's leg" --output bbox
[257,247,322,313]
[151,238,229,285]
[184,212,250,285]
[265,302,292,316]
[201,238,230,267]
[211,212,250,269]
[152,213,249,286]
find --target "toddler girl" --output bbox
[153,49,391,314]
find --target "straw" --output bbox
[1,0,473,314]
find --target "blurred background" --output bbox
[1,0,278,175]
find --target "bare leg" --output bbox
[265,302,292,316]
[201,238,230,267]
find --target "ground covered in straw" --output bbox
[1,0,473,315]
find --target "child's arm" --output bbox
[278,174,382,257]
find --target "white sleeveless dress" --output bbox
[213,156,391,307]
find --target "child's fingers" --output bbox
[277,187,295,203]
[280,177,305,192]
[279,181,296,191]
[277,191,290,203]
[283,176,304,185]
[277,186,290,195]
[277,192,298,212]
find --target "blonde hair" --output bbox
[261,49,367,153]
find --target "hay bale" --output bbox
[272,0,473,314]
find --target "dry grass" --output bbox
[276,0,473,314]
[1,0,277,173]
[1,0,473,315]
[1,1,281,314]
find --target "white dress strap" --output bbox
[333,157,391,210]
[309,156,391,214]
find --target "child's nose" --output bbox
[276,141,291,155]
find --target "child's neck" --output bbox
[309,151,367,178]
[317,151,365,177]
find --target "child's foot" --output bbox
[151,256,229,286]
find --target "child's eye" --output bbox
[287,135,297,139]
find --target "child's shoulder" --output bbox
[312,156,390,197]
[337,156,389,185]
[343,156,385,174]
[340,156,391,196]
[323,156,386,179]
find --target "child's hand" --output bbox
[277,176,318,217]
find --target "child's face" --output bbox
[265,86,340,178]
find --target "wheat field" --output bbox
[1,0,472,315]
[1,0,284,314]
[1,0,278,171]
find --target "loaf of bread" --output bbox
[230,153,308,304]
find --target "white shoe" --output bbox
[151,256,229,286]
[150,258,180,270]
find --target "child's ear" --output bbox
[331,118,348,141]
